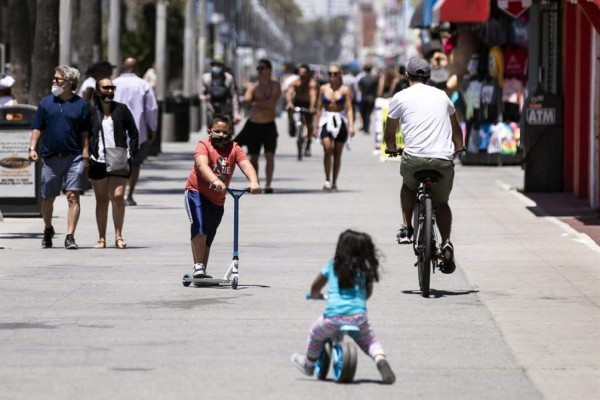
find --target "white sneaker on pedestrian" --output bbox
[290,353,315,376]
[323,181,332,192]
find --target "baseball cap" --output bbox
[210,56,224,66]
[0,74,15,89]
[406,57,431,78]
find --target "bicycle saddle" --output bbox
[413,170,442,183]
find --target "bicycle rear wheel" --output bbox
[418,197,433,298]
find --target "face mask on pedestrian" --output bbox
[209,130,231,147]
[51,85,64,97]
[211,66,222,74]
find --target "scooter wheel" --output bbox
[182,273,191,287]
[231,275,238,290]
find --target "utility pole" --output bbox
[108,0,121,75]
[59,0,72,65]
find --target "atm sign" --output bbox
[526,108,556,125]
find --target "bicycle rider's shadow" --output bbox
[401,289,479,298]
[300,378,388,385]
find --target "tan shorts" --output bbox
[400,152,455,207]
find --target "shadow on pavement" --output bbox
[522,192,600,246]
[402,289,479,298]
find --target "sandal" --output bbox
[94,239,106,249]
[115,238,127,249]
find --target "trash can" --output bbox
[165,95,190,142]
[522,88,563,192]
[0,105,41,217]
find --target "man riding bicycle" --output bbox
[285,64,318,156]
[383,57,464,274]
[202,58,240,128]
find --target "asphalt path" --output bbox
[1,117,598,399]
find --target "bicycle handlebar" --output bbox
[305,293,328,300]
[385,149,403,157]
[293,107,314,114]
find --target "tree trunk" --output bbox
[8,0,32,103]
[29,0,59,105]
[78,0,101,76]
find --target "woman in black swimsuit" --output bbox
[313,64,355,191]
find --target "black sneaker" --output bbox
[396,226,413,244]
[64,234,78,250]
[42,226,54,248]
[439,239,456,274]
[376,359,396,384]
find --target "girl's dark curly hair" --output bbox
[334,229,380,289]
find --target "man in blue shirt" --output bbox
[28,65,91,249]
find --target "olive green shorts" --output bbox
[400,152,455,207]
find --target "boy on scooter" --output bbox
[184,114,260,278]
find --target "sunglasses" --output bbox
[101,85,116,91]
[328,72,340,76]
[52,77,65,82]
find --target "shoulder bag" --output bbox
[97,109,130,176]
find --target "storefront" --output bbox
[411,0,599,209]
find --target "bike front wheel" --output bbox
[296,123,305,161]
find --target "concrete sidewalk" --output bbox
[0,120,598,399]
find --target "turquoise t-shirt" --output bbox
[321,259,368,317]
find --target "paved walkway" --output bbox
[0,118,598,399]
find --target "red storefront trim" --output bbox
[563,2,592,197]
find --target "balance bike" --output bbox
[306,295,359,383]
[182,188,248,290]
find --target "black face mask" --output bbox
[101,93,114,103]
[209,134,231,147]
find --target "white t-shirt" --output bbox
[94,117,116,163]
[387,83,456,160]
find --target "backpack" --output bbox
[208,74,230,102]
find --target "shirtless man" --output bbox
[285,64,318,156]
[235,58,281,193]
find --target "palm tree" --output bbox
[78,0,102,77]
[7,0,32,103]
[29,0,59,105]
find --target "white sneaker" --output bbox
[290,353,315,376]
[193,263,206,278]
[323,181,332,192]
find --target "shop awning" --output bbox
[410,0,436,29]
[410,0,490,28]
[433,0,490,23]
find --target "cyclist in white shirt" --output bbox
[384,57,464,274]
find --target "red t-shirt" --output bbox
[185,139,248,206]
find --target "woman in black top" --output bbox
[88,77,139,249]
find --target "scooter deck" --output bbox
[183,277,230,286]
[182,273,239,288]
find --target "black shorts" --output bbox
[88,158,132,180]
[235,120,278,155]
[320,122,348,143]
